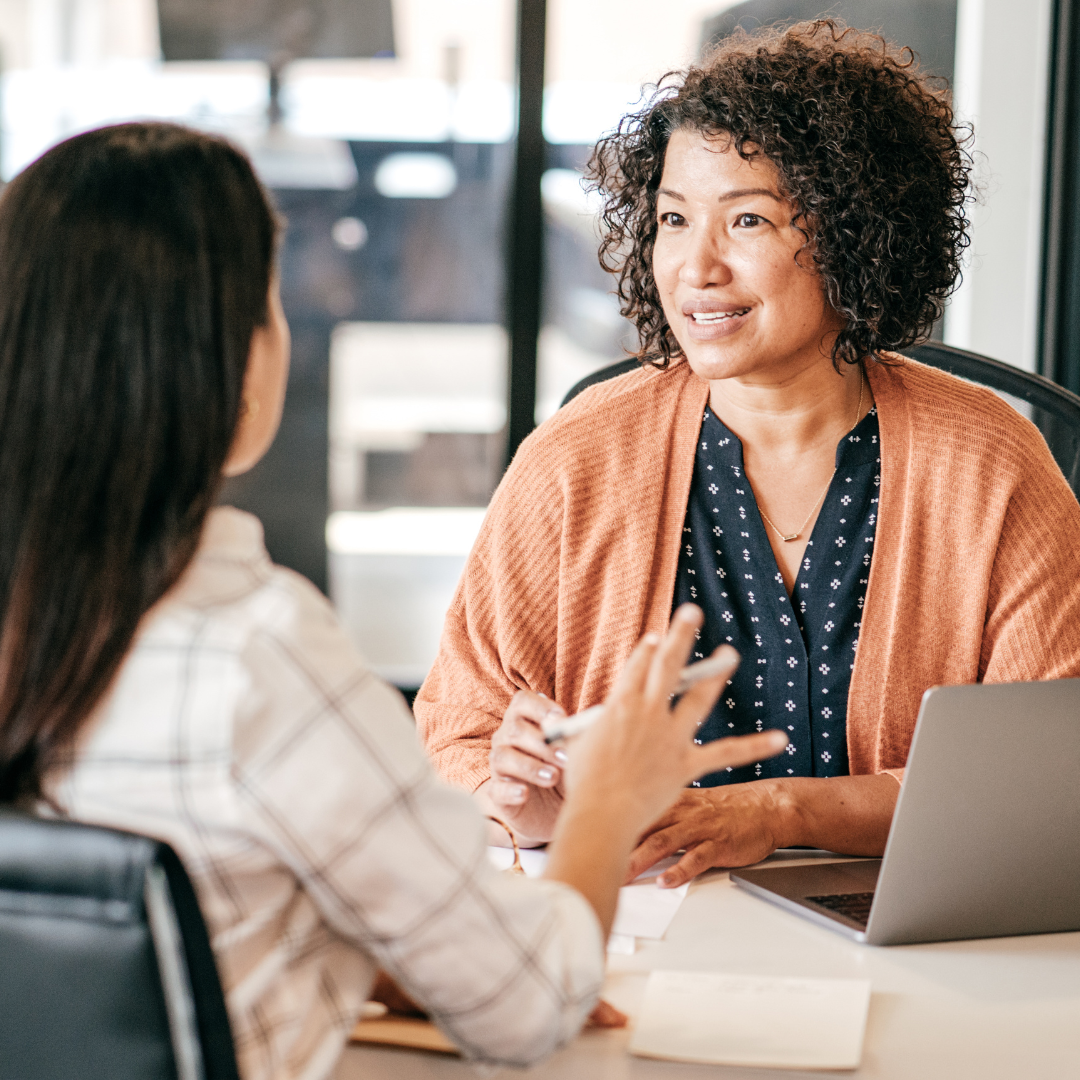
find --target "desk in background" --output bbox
[334,851,1080,1080]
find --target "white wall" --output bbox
[945,0,1054,371]
[0,0,157,67]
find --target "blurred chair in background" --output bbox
[561,345,1080,496]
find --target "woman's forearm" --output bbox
[773,772,901,855]
[628,769,902,886]
[543,791,641,938]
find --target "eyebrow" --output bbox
[657,186,783,204]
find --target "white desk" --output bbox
[333,851,1080,1079]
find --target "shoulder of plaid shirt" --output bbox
[48,505,603,1080]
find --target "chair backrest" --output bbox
[903,343,1080,495]
[560,345,1080,497]
[560,358,640,409]
[0,811,239,1080]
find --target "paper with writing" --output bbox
[629,970,872,1070]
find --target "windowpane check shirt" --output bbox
[50,507,603,1080]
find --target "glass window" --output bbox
[539,1,726,421]
[0,0,957,692]
[0,0,516,689]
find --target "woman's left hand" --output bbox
[626,772,901,888]
[626,782,788,887]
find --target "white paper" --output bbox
[605,932,636,955]
[630,971,872,1071]
[612,877,689,939]
[486,847,690,949]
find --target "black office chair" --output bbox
[560,343,1080,496]
[0,811,239,1080]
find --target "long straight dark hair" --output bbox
[0,122,277,804]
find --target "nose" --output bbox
[678,223,732,290]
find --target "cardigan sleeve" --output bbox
[414,431,567,791]
[979,438,1080,684]
[880,430,1080,786]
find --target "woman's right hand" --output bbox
[478,690,569,845]
[543,604,788,938]
[560,607,787,840]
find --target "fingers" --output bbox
[489,775,531,808]
[502,691,566,761]
[644,604,702,701]
[625,825,686,881]
[632,801,686,842]
[491,745,561,788]
[495,690,567,773]
[607,629,662,701]
[671,644,740,734]
[656,843,719,889]
[585,1000,628,1029]
[692,729,789,779]
[505,689,565,728]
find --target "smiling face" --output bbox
[652,128,844,384]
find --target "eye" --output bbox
[735,213,764,228]
[659,211,687,227]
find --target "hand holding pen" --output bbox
[479,688,571,847]
[478,606,788,849]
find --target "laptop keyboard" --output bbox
[806,891,875,927]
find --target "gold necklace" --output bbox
[757,374,865,544]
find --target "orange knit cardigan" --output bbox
[415,357,1080,790]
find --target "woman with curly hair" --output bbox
[416,21,1080,886]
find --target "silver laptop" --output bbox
[731,679,1080,945]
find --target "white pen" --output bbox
[541,652,738,744]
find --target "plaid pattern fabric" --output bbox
[51,507,603,1080]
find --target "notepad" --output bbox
[629,971,872,1070]
[351,1015,459,1055]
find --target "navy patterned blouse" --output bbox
[672,405,881,787]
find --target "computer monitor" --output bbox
[157,0,395,63]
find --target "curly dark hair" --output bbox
[587,19,973,368]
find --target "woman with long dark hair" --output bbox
[0,122,784,1079]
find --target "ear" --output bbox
[223,282,290,477]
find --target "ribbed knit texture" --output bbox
[415,356,1080,790]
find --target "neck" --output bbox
[706,356,866,461]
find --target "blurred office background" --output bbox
[0,0,1069,693]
